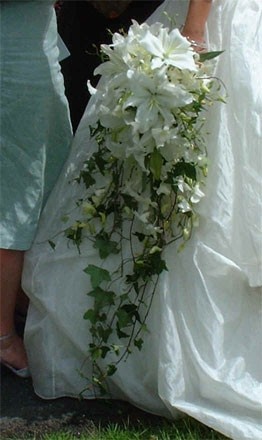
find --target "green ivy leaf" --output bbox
[89,344,103,360]
[149,149,163,181]
[79,170,96,189]
[93,151,107,174]
[133,232,146,242]
[121,194,138,210]
[116,322,130,339]
[117,304,141,326]
[65,223,83,248]
[48,240,56,250]
[199,50,224,62]
[134,338,144,350]
[97,325,113,343]
[94,234,119,259]
[107,364,117,376]
[116,308,133,329]
[88,287,115,308]
[83,308,98,324]
[84,264,111,288]
[126,272,140,284]
[100,345,111,359]
[148,252,168,276]
[172,161,197,181]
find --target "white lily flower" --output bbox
[126,130,155,159]
[87,80,97,96]
[98,105,124,129]
[123,71,192,133]
[124,186,154,210]
[152,126,178,148]
[128,20,163,41]
[139,27,197,71]
[95,45,130,78]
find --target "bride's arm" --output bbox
[182,0,212,50]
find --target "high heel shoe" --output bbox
[0,332,30,378]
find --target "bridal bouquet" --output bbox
[65,20,223,392]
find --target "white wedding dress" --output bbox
[23,1,262,439]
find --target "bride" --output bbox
[23,1,262,439]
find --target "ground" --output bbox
[0,366,166,439]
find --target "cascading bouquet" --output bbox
[64,20,224,393]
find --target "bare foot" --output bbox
[0,333,28,371]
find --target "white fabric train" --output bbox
[23,1,262,439]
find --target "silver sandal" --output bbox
[0,332,30,378]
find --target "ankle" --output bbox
[0,331,17,350]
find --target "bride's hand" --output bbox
[182,0,212,52]
[181,30,207,53]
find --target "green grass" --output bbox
[36,417,228,440]
[1,398,229,440]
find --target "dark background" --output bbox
[57,1,164,131]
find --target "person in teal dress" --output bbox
[0,0,72,376]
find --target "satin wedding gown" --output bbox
[23,1,262,439]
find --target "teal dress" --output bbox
[0,0,72,250]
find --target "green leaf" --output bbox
[133,232,146,242]
[79,170,96,189]
[199,50,224,62]
[126,272,139,284]
[94,234,119,259]
[119,304,141,324]
[61,215,69,223]
[134,338,144,350]
[116,308,133,328]
[121,194,138,210]
[88,287,115,308]
[100,345,111,359]
[89,344,103,360]
[97,325,112,342]
[93,151,107,174]
[116,322,130,339]
[83,264,111,288]
[48,240,56,250]
[83,308,98,324]
[148,252,168,275]
[149,149,163,181]
[65,224,83,248]
[107,364,117,376]
[172,160,197,181]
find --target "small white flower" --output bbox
[191,183,205,204]
[176,177,191,194]
[156,183,171,196]
[134,211,150,225]
[178,199,192,213]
